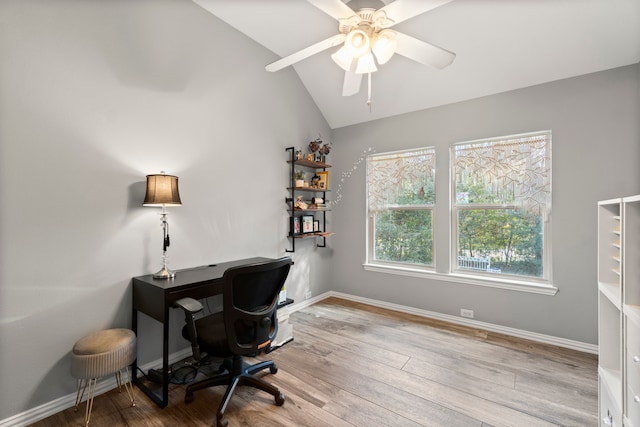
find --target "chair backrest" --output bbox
[222,257,292,355]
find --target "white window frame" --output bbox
[363,132,557,296]
[450,130,552,286]
[365,147,436,271]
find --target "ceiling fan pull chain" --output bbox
[367,72,372,112]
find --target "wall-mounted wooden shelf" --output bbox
[285,146,333,253]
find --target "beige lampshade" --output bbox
[143,174,182,206]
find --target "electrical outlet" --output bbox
[305,290,312,300]
[460,308,474,318]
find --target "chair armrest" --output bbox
[173,298,204,361]
[174,297,203,314]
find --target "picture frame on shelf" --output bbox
[301,215,314,233]
[317,171,329,190]
[313,220,320,232]
[292,217,301,235]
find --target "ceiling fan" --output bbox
[265,0,456,100]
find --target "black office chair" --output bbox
[174,257,292,427]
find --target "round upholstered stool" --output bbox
[70,328,137,426]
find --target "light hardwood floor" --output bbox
[30,297,598,426]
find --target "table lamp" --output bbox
[143,172,182,279]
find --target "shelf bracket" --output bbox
[286,146,295,253]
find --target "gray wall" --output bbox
[0,0,332,421]
[330,64,640,345]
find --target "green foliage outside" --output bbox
[372,179,544,278]
[457,209,543,277]
[373,181,434,265]
[456,182,544,278]
[374,210,433,265]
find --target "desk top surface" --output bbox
[132,257,274,290]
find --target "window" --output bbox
[367,147,436,268]
[451,131,551,281]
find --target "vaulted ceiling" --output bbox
[193,0,640,129]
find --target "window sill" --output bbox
[362,263,558,296]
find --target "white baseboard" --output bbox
[287,291,598,355]
[1,292,596,426]
[0,348,192,427]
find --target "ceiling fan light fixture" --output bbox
[355,52,377,74]
[263,0,457,105]
[372,29,397,65]
[345,29,370,58]
[331,46,353,71]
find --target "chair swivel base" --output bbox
[184,355,285,427]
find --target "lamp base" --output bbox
[153,267,175,280]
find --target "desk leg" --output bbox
[131,307,170,408]
[162,307,170,406]
[132,308,138,379]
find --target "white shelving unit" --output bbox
[624,196,640,427]
[599,195,640,426]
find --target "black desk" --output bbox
[132,257,273,408]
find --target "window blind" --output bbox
[367,147,436,212]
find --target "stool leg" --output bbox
[83,378,97,426]
[115,367,136,407]
[115,369,123,391]
[74,379,87,411]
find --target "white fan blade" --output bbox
[265,34,346,72]
[342,68,363,96]
[395,31,455,69]
[307,0,355,20]
[379,0,454,27]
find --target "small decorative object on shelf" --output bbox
[308,136,332,163]
[311,173,321,188]
[308,137,321,154]
[294,170,305,188]
[318,142,331,163]
[317,171,329,190]
[301,215,314,233]
[294,195,308,210]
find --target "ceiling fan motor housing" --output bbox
[338,7,392,35]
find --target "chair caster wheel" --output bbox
[184,392,194,404]
[275,392,285,406]
[269,365,278,374]
[216,414,228,427]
